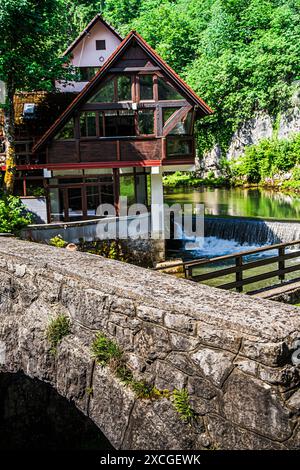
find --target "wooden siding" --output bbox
[48,141,77,164]
[120,139,161,161]
[80,140,117,162]
[47,138,160,164]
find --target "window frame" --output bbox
[88,75,133,104]
[96,40,106,51]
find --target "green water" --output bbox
[164,186,300,293]
[164,186,300,220]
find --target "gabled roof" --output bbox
[63,13,123,57]
[34,31,213,153]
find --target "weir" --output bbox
[204,217,300,245]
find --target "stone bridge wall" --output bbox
[0,237,299,450]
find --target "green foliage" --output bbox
[233,134,300,183]
[49,235,68,248]
[26,186,46,198]
[0,194,33,233]
[163,171,229,188]
[98,0,300,154]
[91,332,171,400]
[0,0,72,91]
[172,388,195,423]
[91,332,122,366]
[46,314,71,355]
[83,240,128,262]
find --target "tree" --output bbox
[0,0,70,193]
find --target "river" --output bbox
[164,186,300,293]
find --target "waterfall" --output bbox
[204,217,300,245]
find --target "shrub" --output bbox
[0,194,33,234]
[49,235,68,248]
[46,315,71,355]
[234,135,300,183]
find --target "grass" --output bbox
[91,333,122,366]
[163,171,229,189]
[91,332,171,400]
[46,315,71,355]
[91,333,195,423]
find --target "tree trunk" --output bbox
[3,85,15,195]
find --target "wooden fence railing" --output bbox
[156,240,300,293]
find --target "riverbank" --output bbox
[163,171,300,196]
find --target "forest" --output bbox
[1,0,300,185]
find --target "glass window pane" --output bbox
[118,110,135,136]
[104,110,135,137]
[158,78,183,100]
[49,188,63,222]
[163,108,178,124]
[86,185,100,217]
[104,110,118,137]
[167,138,192,156]
[138,109,154,135]
[118,76,132,101]
[88,79,115,103]
[140,75,153,100]
[54,119,74,140]
[120,175,135,206]
[80,112,96,137]
[170,110,193,135]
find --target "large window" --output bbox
[170,110,193,135]
[140,75,153,100]
[88,76,132,103]
[80,112,98,137]
[105,110,135,137]
[163,107,178,125]
[89,80,115,103]
[118,76,132,101]
[54,118,74,140]
[138,109,154,135]
[158,77,183,101]
[167,138,192,156]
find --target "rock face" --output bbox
[0,238,300,450]
[200,101,300,175]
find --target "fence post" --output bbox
[235,255,243,292]
[279,246,285,282]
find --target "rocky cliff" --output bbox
[200,89,300,176]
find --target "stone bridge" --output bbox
[0,237,300,450]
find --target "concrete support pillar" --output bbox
[151,166,164,238]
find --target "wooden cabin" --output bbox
[1,17,212,224]
[32,31,212,223]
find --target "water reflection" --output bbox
[164,187,300,220]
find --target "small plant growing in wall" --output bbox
[172,388,195,424]
[46,314,71,355]
[91,332,122,366]
[49,235,68,248]
[91,332,170,400]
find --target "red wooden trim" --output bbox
[2,160,162,172]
